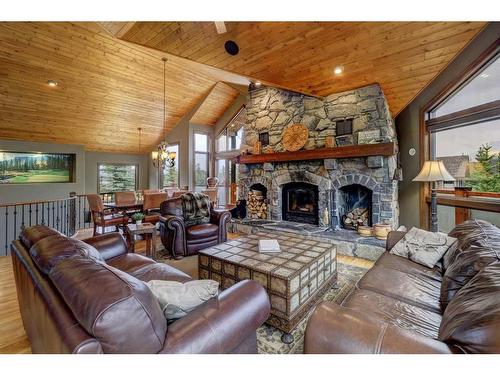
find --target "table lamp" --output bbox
[413,160,455,232]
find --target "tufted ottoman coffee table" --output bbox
[198,232,337,343]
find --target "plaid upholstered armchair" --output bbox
[159,193,231,259]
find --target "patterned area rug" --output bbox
[256,262,368,354]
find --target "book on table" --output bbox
[258,239,281,253]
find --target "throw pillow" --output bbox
[390,227,457,268]
[146,279,219,320]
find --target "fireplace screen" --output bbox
[282,182,319,225]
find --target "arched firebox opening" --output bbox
[338,184,372,230]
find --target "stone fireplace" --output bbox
[238,84,399,230]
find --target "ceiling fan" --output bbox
[214,21,227,34]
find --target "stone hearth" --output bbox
[228,219,386,261]
[239,84,399,229]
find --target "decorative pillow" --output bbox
[390,227,457,269]
[146,279,219,320]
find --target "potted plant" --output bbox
[132,212,145,225]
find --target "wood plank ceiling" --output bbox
[0,22,249,153]
[190,82,241,125]
[116,21,487,116]
[0,22,487,153]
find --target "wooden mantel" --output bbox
[235,142,397,164]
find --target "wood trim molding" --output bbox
[418,37,500,230]
[426,99,500,131]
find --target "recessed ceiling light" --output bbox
[479,73,490,78]
[334,66,343,75]
[47,80,58,87]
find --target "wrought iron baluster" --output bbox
[52,202,55,228]
[21,204,26,231]
[35,203,39,225]
[5,206,9,255]
[47,203,50,227]
[13,205,17,239]
[41,202,45,225]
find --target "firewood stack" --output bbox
[342,208,369,230]
[247,190,268,219]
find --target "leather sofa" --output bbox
[11,226,270,354]
[304,219,500,354]
[159,197,231,259]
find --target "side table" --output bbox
[125,223,157,258]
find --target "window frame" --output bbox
[97,162,139,194]
[418,39,500,229]
[193,131,210,189]
[160,142,180,189]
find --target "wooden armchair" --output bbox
[86,194,129,236]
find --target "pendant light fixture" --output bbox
[152,57,176,169]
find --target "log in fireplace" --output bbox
[282,182,319,225]
[338,184,372,230]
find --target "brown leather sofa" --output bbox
[11,225,270,354]
[159,197,231,259]
[304,219,500,354]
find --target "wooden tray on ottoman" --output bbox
[198,232,337,342]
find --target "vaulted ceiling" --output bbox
[0,22,249,153]
[114,22,487,116]
[0,21,487,153]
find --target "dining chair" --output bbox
[114,191,137,204]
[86,194,129,236]
[142,192,168,225]
[114,191,140,215]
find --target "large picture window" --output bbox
[194,132,209,192]
[98,163,138,193]
[162,143,179,188]
[427,50,500,194]
[424,43,500,232]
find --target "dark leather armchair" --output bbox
[159,196,231,259]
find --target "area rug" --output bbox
[256,262,368,354]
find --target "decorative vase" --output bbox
[136,220,143,226]
[373,223,391,240]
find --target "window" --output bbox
[427,50,500,194]
[216,106,245,152]
[194,132,209,191]
[98,163,138,193]
[213,106,245,205]
[162,143,179,188]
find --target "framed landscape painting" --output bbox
[0,151,75,184]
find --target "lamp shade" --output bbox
[413,160,455,182]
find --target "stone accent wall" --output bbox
[239,84,399,229]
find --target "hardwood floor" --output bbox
[0,233,373,354]
[0,256,30,354]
